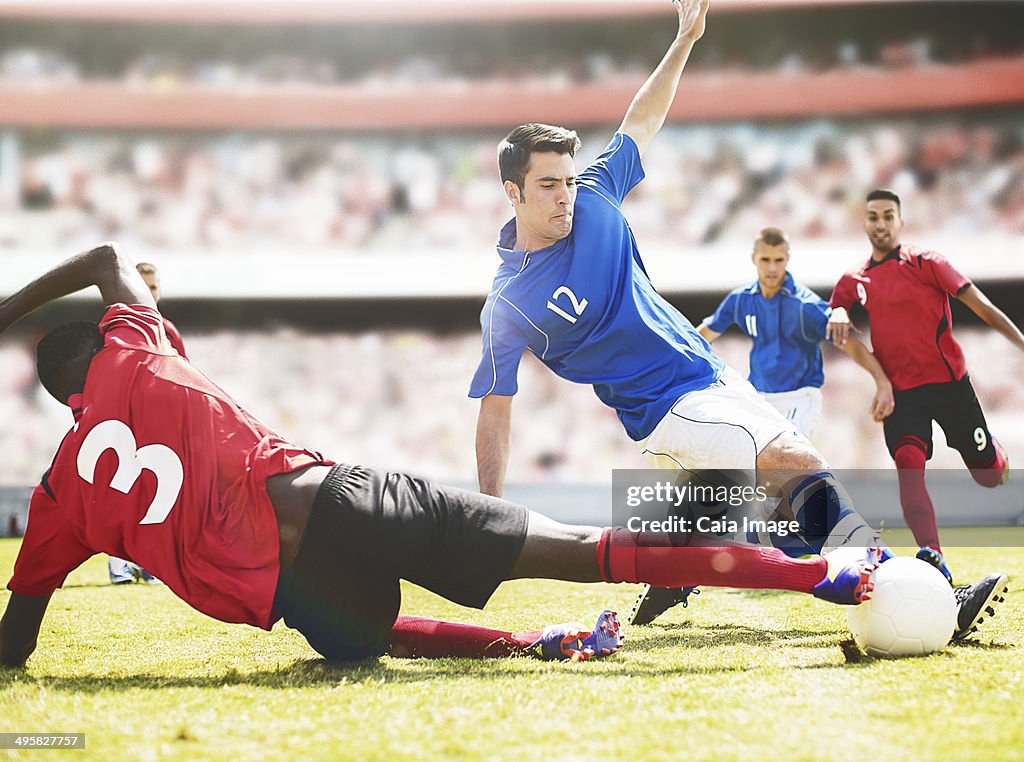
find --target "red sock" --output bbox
[595,528,826,594]
[894,441,940,551]
[388,615,532,659]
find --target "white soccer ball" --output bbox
[846,556,956,658]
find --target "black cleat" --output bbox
[628,585,699,626]
[952,573,1009,641]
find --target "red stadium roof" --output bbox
[0,0,927,24]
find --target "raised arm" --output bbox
[618,0,710,157]
[957,285,1024,354]
[0,243,155,334]
[831,336,894,422]
[476,394,514,497]
[0,592,51,667]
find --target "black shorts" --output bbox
[273,464,529,661]
[883,375,995,463]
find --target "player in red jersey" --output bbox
[829,189,1024,589]
[0,242,968,670]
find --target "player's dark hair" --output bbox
[36,321,102,403]
[756,227,789,248]
[866,188,901,211]
[498,123,581,193]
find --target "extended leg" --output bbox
[387,611,622,661]
[509,510,872,604]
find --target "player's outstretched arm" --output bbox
[0,592,51,667]
[0,243,155,334]
[618,0,710,157]
[957,285,1024,354]
[831,336,894,422]
[476,394,514,497]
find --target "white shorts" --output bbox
[639,368,797,474]
[760,387,823,440]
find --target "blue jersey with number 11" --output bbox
[469,133,724,441]
[704,273,831,393]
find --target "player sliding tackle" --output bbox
[469,0,1006,635]
[0,243,878,669]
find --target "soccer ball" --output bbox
[846,556,956,658]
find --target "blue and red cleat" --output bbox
[811,548,879,605]
[916,546,954,586]
[528,610,624,661]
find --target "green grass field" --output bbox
[1,529,1022,761]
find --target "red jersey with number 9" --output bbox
[830,245,971,392]
[7,304,330,629]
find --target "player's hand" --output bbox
[826,307,851,346]
[870,382,895,422]
[674,0,710,43]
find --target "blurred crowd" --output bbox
[2,28,1021,89]
[3,326,1024,488]
[5,117,1023,255]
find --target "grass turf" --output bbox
[1,529,1022,761]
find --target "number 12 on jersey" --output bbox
[547,286,588,325]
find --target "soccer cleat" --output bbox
[528,610,623,661]
[108,557,138,585]
[811,550,877,605]
[916,546,954,586]
[996,439,1010,486]
[628,585,699,626]
[952,573,1008,641]
[139,569,164,585]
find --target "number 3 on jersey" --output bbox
[547,285,588,325]
[76,419,184,525]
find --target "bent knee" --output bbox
[757,431,828,473]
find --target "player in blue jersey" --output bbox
[467,0,1007,635]
[697,227,894,439]
[469,0,887,626]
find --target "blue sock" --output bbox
[784,471,883,556]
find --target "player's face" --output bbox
[141,272,161,303]
[752,242,790,293]
[507,151,577,249]
[864,200,903,253]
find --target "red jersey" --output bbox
[7,304,329,629]
[830,244,971,391]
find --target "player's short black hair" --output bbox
[498,123,581,192]
[36,321,102,403]
[866,188,902,210]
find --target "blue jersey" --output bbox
[704,273,831,393]
[469,133,724,441]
